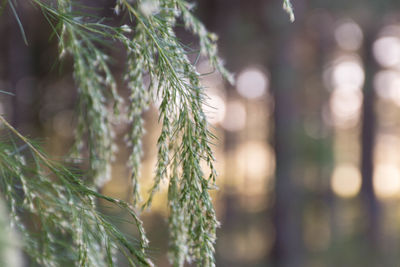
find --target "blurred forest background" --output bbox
[2,0,400,266]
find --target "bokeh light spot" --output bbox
[329,85,363,128]
[374,164,400,199]
[335,19,363,51]
[222,100,246,131]
[236,67,269,99]
[374,70,400,106]
[331,164,361,198]
[373,36,400,68]
[331,59,365,89]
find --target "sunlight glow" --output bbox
[374,135,400,199]
[236,67,269,99]
[325,57,365,128]
[375,135,400,164]
[236,142,274,194]
[331,164,361,198]
[331,59,365,89]
[373,36,400,68]
[374,164,400,199]
[335,19,363,51]
[374,70,400,106]
[222,100,247,131]
[329,85,363,128]
[203,90,226,125]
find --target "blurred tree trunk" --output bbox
[268,2,306,266]
[360,26,381,259]
[270,51,303,267]
[308,12,339,261]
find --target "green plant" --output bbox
[0,0,294,266]
[0,116,151,266]
[283,0,295,22]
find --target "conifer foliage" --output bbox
[0,0,293,266]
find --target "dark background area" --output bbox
[2,0,400,266]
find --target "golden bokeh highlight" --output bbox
[331,164,361,198]
[373,164,400,199]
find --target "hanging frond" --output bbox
[0,195,22,267]
[2,0,236,266]
[0,116,152,266]
[283,0,295,22]
[117,1,221,265]
[123,27,152,206]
